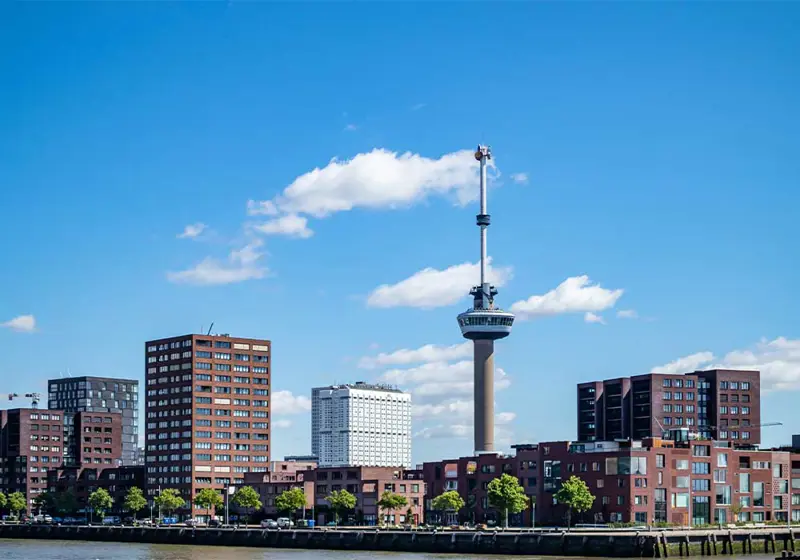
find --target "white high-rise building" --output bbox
[311,382,411,468]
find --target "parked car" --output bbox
[260,519,278,529]
[208,519,228,528]
[277,517,294,529]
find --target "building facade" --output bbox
[74,411,123,468]
[48,376,140,466]
[312,382,411,468]
[308,466,425,525]
[0,409,65,512]
[578,370,761,445]
[144,333,271,517]
[243,461,316,518]
[423,438,800,527]
[47,465,145,518]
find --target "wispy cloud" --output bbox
[1,314,36,333]
[177,223,207,239]
[617,309,638,319]
[167,239,266,286]
[584,312,606,325]
[410,103,426,111]
[344,123,358,132]
[510,172,529,185]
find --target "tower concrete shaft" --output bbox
[474,339,495,453]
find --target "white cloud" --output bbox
[167,240,266,286]
[652,337,800,391]
[584,312,605,325]
[617,309,638,319]
[359,342,472,369]
[496,412,517,425]
[272,419,293,428]
[510,275,623,320]
[414,424,471,439]
[1,315,36,333]
[380,359,510,398]
[510,172,529,184]
[651,351,716,375]
[249,148,485,219]
[344,123,358,132]
[271,390,312,415]
[410,103,426,111]
[247,199,279,216]
[177,223,207,239]
[366,258,512,309]
[251,214,313,239]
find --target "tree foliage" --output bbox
[54,491,79,516]
[194,488,223,518]
[0,492,7,512]
[123,487,148,518]
[487,474,529,528]
[431,491,465,513]
[377,490,408,522]
[154,488,186,516]
[8,491,27,516]
[88,488,114,519]
[232,486,262,524]
[33,492,55,514]
[554,475,595,528]
[325,489,356,524]
[274,488,306,516]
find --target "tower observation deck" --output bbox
[456,145,515,454]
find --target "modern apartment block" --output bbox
[144,333,271,517]
[424,438,800,526]
[74,411,123,468]
[47,464,145,518]
[577,370,761,445]
[48,376,139,466]
[0,409,65,511]
[309,466,425,525]
[312,382,411,468]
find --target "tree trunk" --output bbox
[504,507,508,528]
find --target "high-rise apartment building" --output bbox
[48,376,139,466]
[144,333,271,518]
[0,409,65,511]
[312,382,411,468]
[577,370,761,445]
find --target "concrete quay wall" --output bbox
[1,524,799,557]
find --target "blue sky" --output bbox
[1,2,799,464]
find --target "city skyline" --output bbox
[2,3,799,464]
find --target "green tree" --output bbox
[154,488,186,519]
[0,492,7,514]
[88,488,114,521]
[231,486,262,525]
[487,474,529,528]
[33,492,55,514]
[325,489,356,525]
[8,491,27,518]
[193,488,223,521]
[376,491,407,525]
[274,487,307,519]
[54,491,79,517]
[123,487,148,520]
[405,506,415,526]
[553,475,595,528]
[431,490,465,523]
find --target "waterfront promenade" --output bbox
[2,523,800,557]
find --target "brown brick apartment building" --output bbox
[47,465,145,518]
[307,466,425,525]
[145,333,271,518]
[424,438,800,527]
[0,409,65,512]
[578,370,761,445]
[243,460,317,518]
[75,411,123,468]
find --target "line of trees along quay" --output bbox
[429,473,594,528]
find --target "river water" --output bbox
[0,540,783,560]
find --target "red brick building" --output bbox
[0,409,65,512]
[424,438,800,527]
[243,460,316,518]
[307,466,425,525]
[47,465,145,518]
[74,411,123,468]
[144,333,272,518]
[578,370,761,445]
